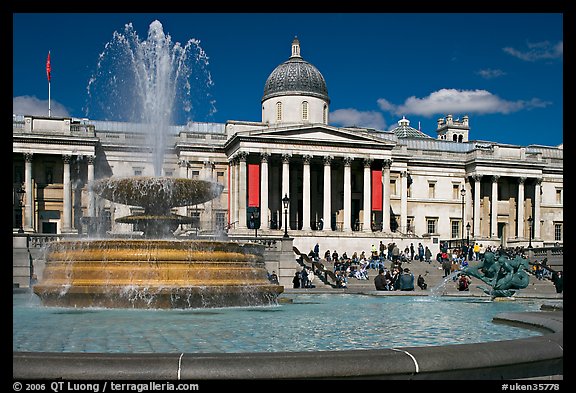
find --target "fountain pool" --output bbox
[14,292,545,354]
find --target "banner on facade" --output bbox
[371,169,382,211]
[248,163,260,207]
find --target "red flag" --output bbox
[46,51,51,82]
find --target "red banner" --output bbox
[371,169,382,211]
[46,51,51,82]
[248,164,260,207]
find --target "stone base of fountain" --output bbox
[33,239,284,309]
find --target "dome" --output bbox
[391,116,433,139]
[262,38,330,103]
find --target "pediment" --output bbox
[242,125,393,146]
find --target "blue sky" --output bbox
[13,13,563,147]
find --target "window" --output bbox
[428,182,436,199]
[164,170,173,177]
[426,218,438,235]
[133,167,143,176]
[556,188,562,204]
[276,102,282,121]
[554,223,563,242]
[453,134,458,142]
[217,171,225,185]
[191,170,200,179]
[452,184,460,200]
[390,179,397,196]
[323,105,328,124]
[215,212,226,230]
[451,219,461,239]
[407,217,414,233]
[302,101,309,121]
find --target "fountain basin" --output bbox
[33,239,283,309]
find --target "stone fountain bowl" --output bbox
[91,176,224,211]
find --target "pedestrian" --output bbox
[552,271,563,293]
[313,242,320,260]
[292,271,300,288]
[374,268,387,291]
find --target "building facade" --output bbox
[13,38,563,258]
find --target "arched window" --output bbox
[453,134,458,142]
[323,104,328,124]
[458,135,463,143]
[302,101,309,121]
[276,102,282,121]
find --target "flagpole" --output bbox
[46,51,51,117]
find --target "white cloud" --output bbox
[329,108,387,130]
[13,96,70,117]
[502,40,563,62]
[476,69,506,79]
[377,89,551,117]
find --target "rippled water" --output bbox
[13,292,544,354]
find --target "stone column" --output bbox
[302,154,312,231]
[281,154,291,230]
[490,175,500,238]
[534,178,542,239]
[231,156,239,228]
[62,154,72,232]
[400,171,408,233]
[382,159,392,232]
[178,159,188,218]
[260,153,270,230]
[87,155,95,217]
[472,175,482,238]
[343,156,352,232]
[517,177,526,238]
[322,156,332,231]
[237,152,248,230]
[362,158,373,232]
[23,153,34,231]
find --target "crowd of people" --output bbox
[290,240,563,294]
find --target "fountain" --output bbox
[461,251,531,299]
[32,20,283,309]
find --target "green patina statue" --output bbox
[462,251,531,298]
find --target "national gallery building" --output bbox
[13,39,563,255]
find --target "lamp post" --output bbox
[282,193,290,238]
[460,186,466,248]
[16,185,25,233]
[527,216,533,249]
[253,210,259,239]
[466,222,471,248]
